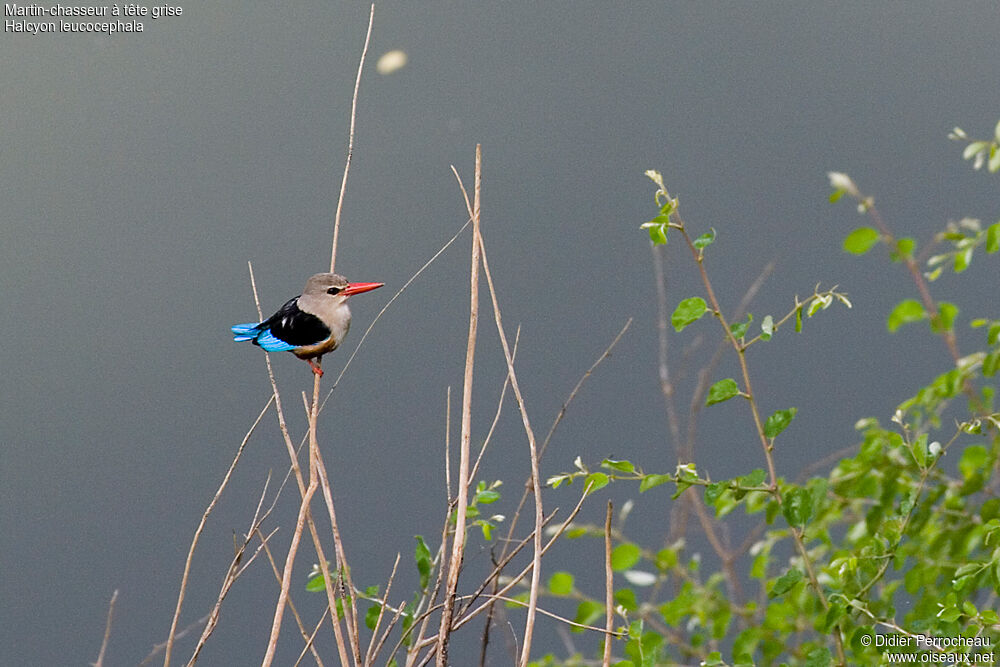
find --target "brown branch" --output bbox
[603,503,614,667]
[257,529,325,667]
[365,552,402,664]
[436,145,482,667]
[330,3,375,273]
[139,615,209,667]
[91,589,118,667]
[261,473,318,666]
[162,396,271,666]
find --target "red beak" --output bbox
[342,281,384,296]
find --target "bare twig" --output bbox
[314,450,362,663]
[293,608,330,667]
[478,319,630,661]
[476,220,544,667]
[91,589,118,667]
[469,327,520,485]
[162,396,272,666]
[257,529,325,667]
[603,503,614,667]
[186,472,279,665]
[331,216,474,394]
[445,386,453,504]
[330,3,375,273]
[365,552,402,664]
[406,519,451,666]
[436,145,482,667]
[262,473,319,666]
[139,615,209,667]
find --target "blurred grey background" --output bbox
[2,2,998,664]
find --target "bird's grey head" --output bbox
[302,273,351,297]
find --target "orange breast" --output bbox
[292,336,339,360]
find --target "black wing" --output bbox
[259,296,332,347]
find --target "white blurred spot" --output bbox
[376,50,408,75]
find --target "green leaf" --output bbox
[760,315,774,341]
[887,299,926,332]
[306,573,326,592]
[365,603,382,630]
[585,472,610,493]
[959,445,988,481]
[602,459,635,473]
[804,646,833,667]
[730,313,753,339]
[807,294,833,317]
[954,244,973,272]
[611,543,642,571]
[795,305,803,332]
[614,587,638,611]
[964,140,988,160]
[639,473,671,493]
[782,486,814,527]
[671,297,707,332]
[548,571,574,595]
[892,237,916,261]
[693,228,716,249]
[573,600,604,633]
[843,227,880,254]
[740,469,767,487]
[706,378,740,406]
[769,568,803,598]
[704,481,726,506]
[987,221,1000,254]
[647,224,668,245]
[475,489,500,504]
[414,536,432,589]
[764,407,798,439]
[931,301,959,333]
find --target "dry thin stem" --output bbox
[420,482,593,663]
[478,319,630,661]
[445,386,453,504]
[257,529,325,667]
[330,3,375,273]
[262,473,318,666]
[293,608,331,667]
[365,552,402,664]
[406,516,452,666]
[162,396,272,666]
[469,327,520,484]
[436,145,482,667]
[139,615,209,667]
[603,503,614,667]
[188,474,280,666]
[475,210,544,667]
[332,217,474,394]
[314,451,362,662]
[91,589,118,667]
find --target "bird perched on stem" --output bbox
[232,273,384,376]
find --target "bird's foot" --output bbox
[307,359,324,377]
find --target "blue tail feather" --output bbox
[230,322,296,352]
[231,323,260,342]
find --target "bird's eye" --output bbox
[327,287,342,295]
